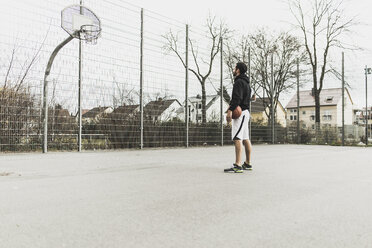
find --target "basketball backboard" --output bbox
[61,5,101,41]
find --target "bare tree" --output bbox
[112,76,137,107]
[249,29,306,124]
[3,47,16,89]
[163,16,229,123]
[223,34,256,105]
[216,85,231,104]
[0,37,47,151]
[289,0,356,130]
[224,35,250,86]
[224,29,306,125]
[2,34,47,92]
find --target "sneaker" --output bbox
[224,164,243,173]
[242,162,252,170]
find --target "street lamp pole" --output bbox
[365,66,371,146]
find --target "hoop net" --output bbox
[80,24,101,45]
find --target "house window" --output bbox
[188,106,192,122]
[322,111,332,121]
[326,96,334,102]
[310,115,315,121]
[290,115,297,121]
[198,103,202,109]
[312,124,315,130]
[323,115,332,121]
[290,109,297,113]
[302,111,306,115]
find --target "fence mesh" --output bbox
[0,0,371,152]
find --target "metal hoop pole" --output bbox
[43,35,75,153]
[185,24,189,148]
[140,8,144,149]
[78,1,83,152]
[220,36,223,146]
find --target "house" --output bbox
[144,98,182,122]
[286,88,354,129]
[49,104,75,125]
[52,108,72,121]
[110,105,140,120]
[350,108,371,141]
[48,105,76,136]
[186,94,229,123]
[82,109,90,116]
[360,107,372,137]
[250,97,287,127]
[82,106,113,123]
[353,108,364,126]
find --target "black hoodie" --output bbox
[228,74,251,111]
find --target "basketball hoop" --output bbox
[80,24,101,45]
[61,4,102,44]
[43,4,102,153]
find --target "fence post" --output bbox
[43,79,48,153]
[220,36,223,146]
[185,24,189,148]
[297,58,300,144]
[78,0,83,152]
[140,8,144,149]
[365,65,369,147]
[342,52,345,146]
[271,54,275,144]
[248,48,251,141]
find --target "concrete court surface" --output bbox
[0,145,372,248]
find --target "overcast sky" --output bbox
[1,0,371,109]
[134,0,372,108]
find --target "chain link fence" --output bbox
[0,0,371,152]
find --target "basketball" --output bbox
[232,106,242,119]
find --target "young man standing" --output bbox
[224,62,255,173]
